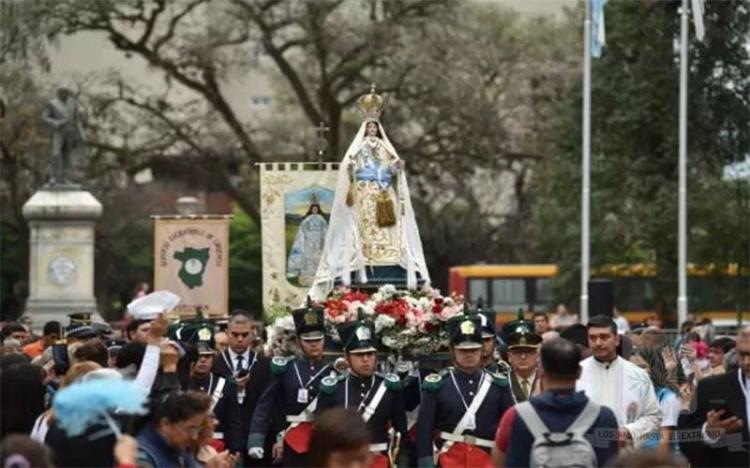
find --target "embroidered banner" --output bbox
[153,216,230,318]
[260,162,338,310]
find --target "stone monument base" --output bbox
[23,189,102,331]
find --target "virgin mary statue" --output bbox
[310,86,430,299]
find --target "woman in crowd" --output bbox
[631,347,682,455]
[137,391,237,468]
[0,361,46,439]
[0,434,54,468]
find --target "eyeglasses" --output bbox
[177,423,203,439]
[230,332,250,338]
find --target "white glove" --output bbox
[247,447,264,459]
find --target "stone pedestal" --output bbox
[22,189,102,327]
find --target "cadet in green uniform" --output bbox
[317,319,409,468]
[415,314,514,467]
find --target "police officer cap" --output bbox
[65,323,98,339]
[503,310,541,349]
[68,312,92,326]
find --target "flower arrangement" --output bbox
[324,284,464,356]
[264,314,300,357]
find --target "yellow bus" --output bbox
[449,263,750,325]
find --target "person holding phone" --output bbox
[678,326,750,467]
[211,311,272,466]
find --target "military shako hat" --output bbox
[168,308,215,350]
[465,298,496,339]
[337,320,376,354]
[292,296,325,341]
[447,314,483,350]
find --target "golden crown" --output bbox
[356,84,387,120]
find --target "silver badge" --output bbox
[355,326,371,341]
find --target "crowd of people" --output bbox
[0,301,748,468]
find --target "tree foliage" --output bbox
[2,0,581,315]
[530,0,750,317]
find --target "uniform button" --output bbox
[469,391,474,396]
[360,393,365,397]
[361,383,366,388]
[468,380,474,384]
[310,366,315,371]
[308,386,313,390]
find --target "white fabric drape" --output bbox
[309,119,430,299]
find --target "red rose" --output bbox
[375,299,409,326]
[325,299,347,318]
[342,290,370,304]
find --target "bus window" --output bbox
[613,278,654,311]
[689,276,750,312]
[468,279,489,304]
[535,278,552,310]
[491,279,526,311]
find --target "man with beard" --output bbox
[415,314,514,467]
[247,300,334,466]
[576,315,660,446]
[317,319,409,468]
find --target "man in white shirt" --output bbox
[576,315,661,444]
[212,312,273,466]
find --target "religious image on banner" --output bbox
[153,216,230,318]
[260,163,338,310]
[285,186,334,287]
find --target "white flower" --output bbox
[278,315,295,331]
[375,314,396,333]
[346,300,364,316]
[380,284,398,295]
[360,302,376,316]
[404,296,420,309]
[373,284,398,303]
[382,335,398,348]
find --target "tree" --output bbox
[3,0,586,315]
[530,0,750,318]
[26,0,454,226]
